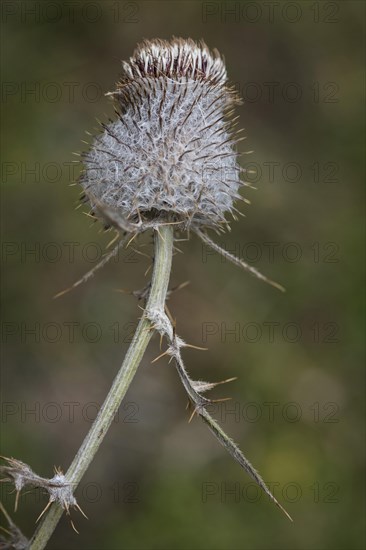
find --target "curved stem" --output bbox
[30,226,174,550]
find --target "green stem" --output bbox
[30,226,174,550]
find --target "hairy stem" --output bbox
[30,226,174,550]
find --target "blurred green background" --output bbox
[1,1,365,549]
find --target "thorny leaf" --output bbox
[196,228,285,292]
[0,457,87,532]
[0,502,29,550]
[145,308,293,522]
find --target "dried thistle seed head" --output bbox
[80,37,244,230]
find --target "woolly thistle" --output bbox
[2,39,290,550]
[80,37,245,230]
[76,38,287,516]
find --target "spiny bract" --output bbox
[80,37,245,230]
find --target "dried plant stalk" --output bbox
[29,225,174,549]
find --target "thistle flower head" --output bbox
[80,37,244,230]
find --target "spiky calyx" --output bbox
[80,38,244,230]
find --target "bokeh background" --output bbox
[1,1,365,549]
